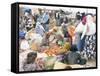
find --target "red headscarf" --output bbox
[82,16,87,25]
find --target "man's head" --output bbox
[27,52,37,64]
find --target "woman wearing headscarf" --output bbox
[74,16,87,52]
[76,14,96,59]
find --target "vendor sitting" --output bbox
[23,52,37,71]
[62,45,87,65]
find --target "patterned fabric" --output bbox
[23,63,37,71]
[81,34,96,59]
[35,22,45,37]
[23,58,46,71]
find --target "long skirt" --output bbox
[81,34,96,59]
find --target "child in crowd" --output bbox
[61,17,69,38]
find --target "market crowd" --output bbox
[19,7,96,71]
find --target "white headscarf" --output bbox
[86,15,96,34]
